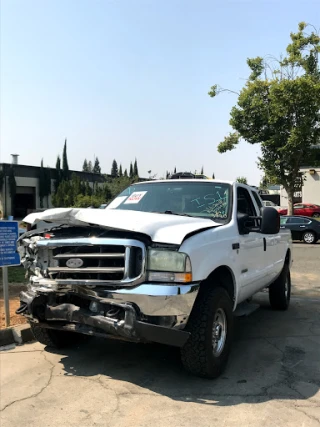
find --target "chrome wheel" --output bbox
[303,232,315,244]
[212,308,227,357]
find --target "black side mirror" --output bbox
[260,207,280,234]
[237,213,251,234]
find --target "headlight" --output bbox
[147,249,192,283]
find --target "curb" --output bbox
[0,324,34,347]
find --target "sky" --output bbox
[0,0,319,185]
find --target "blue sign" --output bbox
[0,221,21,267]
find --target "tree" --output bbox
[212,172,215,179]
[201,166,204,174]
[8,167,16,214]
[55,156,62,192]
[174,166,177,173]
[39,159,46,208]
[124,168,128,177]
[129,162,133,178]
[82,159,88,172]
[236,176,248,185]
[93,157,101,174]
[209,22,320,215]
[87,161,93,173]
[119,164,123,177]
[62,139,69,180]
[133,158,139,177]
[111,160,118,177]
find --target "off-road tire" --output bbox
[269,264,291,310]
[30,323,85,348]
[181,287,234,379]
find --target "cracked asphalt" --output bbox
[1,245,320,427]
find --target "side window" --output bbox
[288,217,304,224]
[237,188,257,229]
[280,217,288,225]
[251,191,263,212]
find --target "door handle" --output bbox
[299,226,306,228]
[280,226,285,229]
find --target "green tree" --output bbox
[124,168,128,177]
[129,162,133,178]
[39,159,46,208]
[174,166,176,173]
[201,166,204,174]
[111,160,118,177]
[236,176,248,185]
[82,159,88,172]
[212,172,215,179]
[209,22,320,215]
[55,156,62,192]
[62,139,69,180]
[119,164,123,177]
[93,157,101,174]
[87,161,93,173]
[8,166,16,214]
[133,158,139,177]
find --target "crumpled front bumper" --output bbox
[17,281,200,347]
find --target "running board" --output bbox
[234,301,260,317]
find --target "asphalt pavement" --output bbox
[1,244,319,427]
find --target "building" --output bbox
[280,147,320,207]
[0,157,105,219]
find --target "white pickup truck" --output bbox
[17,179,292,379]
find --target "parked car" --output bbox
[18,179,291,379]
[280,215,320,244]
[278,203,320,218]
[262,200,280,210]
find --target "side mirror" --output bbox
[260,207,280,234]
[237,213,251,234]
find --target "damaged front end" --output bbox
[17,225,198,347]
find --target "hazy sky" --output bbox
[1,0,318,184]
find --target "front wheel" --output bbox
[30,323,86,348]
[181,287,234,379]
[269,265,291,310]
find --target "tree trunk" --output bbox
[287,188,294,215]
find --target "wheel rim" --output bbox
[304,232,315,243]
[284,276,289,300]
[212,308,227,357]
[313,213,320,218]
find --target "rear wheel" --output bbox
[269,265,291,310]
[303,231,316,244]
[181,287,234,379]
[312,213,320,218]
[30,323,86,348]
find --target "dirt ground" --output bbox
[0,284,27,329]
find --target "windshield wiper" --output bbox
[162,210,193,217]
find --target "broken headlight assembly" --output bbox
[146,249,192,283]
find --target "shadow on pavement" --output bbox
[46,295,320,406]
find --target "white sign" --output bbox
[124,191,147,204]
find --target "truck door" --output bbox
[236,187,271,302]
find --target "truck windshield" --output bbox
[106,181,232,222]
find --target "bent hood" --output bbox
[23,208,218,245]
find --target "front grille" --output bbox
[37,238,145,286]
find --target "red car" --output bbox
[278,203,320,218]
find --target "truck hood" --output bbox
[23,208,218,245]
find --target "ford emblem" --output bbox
[66,258,84,268]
